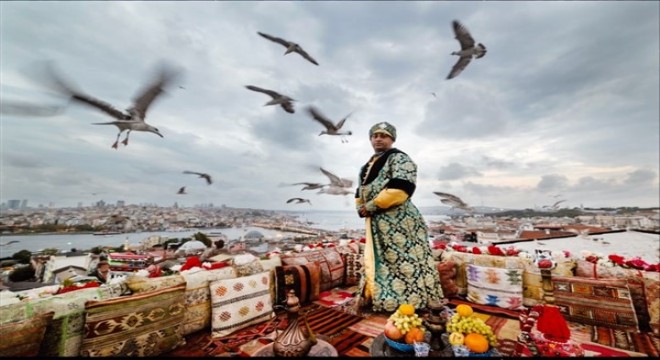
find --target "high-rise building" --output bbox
[7,200,20,209]
[117,200,125,207]
[21,199,28,209]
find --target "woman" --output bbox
[355,122,443,312]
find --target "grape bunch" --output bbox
[446,313,498,347]
[388,309,423,335]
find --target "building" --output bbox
[7,200,20,209]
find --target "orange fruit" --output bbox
[404,327,425,344]
[464,333,489,353]
[398,304,415,316]
[456,304,474,317]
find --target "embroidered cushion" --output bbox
[552,276,639,331]
[210,270,274,338]
[233,258,265,277]
[0,311,54,357]
[436,260,459,298]
[643,278,660,336]
[179,267,237,336]
[466,263,524,310]
[342,252,363,286]
[446,252,530,296]
[124,274,186,293]
[281,248,345,291]
[274,261,321,306]
[79,284,186,357]
[522,259,575,307]
[575,259,658,333]
[0,284,123,356]
[259,256,282,272]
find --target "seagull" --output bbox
[433,191,465,204]
[320,167,353,188]
[291,182,327,191]
[183,171,213,185]
[551,200,566,209]
[434,191,473,212]
[257,31,319,66]
[307,106,353,143]
[447,20,486,80]
[177,186,187,195]
[245,85,295,114]
[431,92,437,98]
[317,186,352,196]
[287,198,312,205]
[46,62,179,148]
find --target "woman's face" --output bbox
[370,132,394,152]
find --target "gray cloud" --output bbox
[1,2,658,210]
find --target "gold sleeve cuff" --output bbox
[355,198,364,206]
[373,188,409,209]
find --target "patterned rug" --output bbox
[569,321,660,357]
[167,303,368,357]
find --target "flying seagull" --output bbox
[435,191,473,212]
[183,170,213,185]
[447,20,486,80]
[287,198,312,205]
[46,62,180,148]
[245,85,295,114]
[177,186,187,195]
[307,106,353,143]
[291,182,327,191]
[317,186,352,196]
[257,31,319,66]
[320,167,353,188]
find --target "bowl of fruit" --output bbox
[383,304,427,353]
[445,304,500,357]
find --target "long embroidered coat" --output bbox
[355,148,444,312]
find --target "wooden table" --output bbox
[252,340,338,357]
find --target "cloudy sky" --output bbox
[1,1,658,212]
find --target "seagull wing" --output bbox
[257,32,291,48]
[307,106,336,130]
[245,85,281,99]
[335,112,352,130]
[43,62,129,120]
[287,198,304,203]
[183,170,204,176]
[280,101,295,114]
[433,191,463,203]
[295,47,319,66]
[320,167,343,187]
[446,56,472,80]
[452,20,475,50]
[131,65,179,119]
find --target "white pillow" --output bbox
[210,270,273,338]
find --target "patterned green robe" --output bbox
[355,148,444,312]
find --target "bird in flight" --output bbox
[286,198,312,205]
[183,171,212,185]
[447,20,486,80]
[320,167,353,188]
[434,191,473,212]
[307,106,353,143]
[317,186,352,196]
[46,62,180,148]
[245,85,295,114]
[291,182,327,191]
[177,186,187,195]
[257,31,319,66]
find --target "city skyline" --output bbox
[2,2,659,211]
